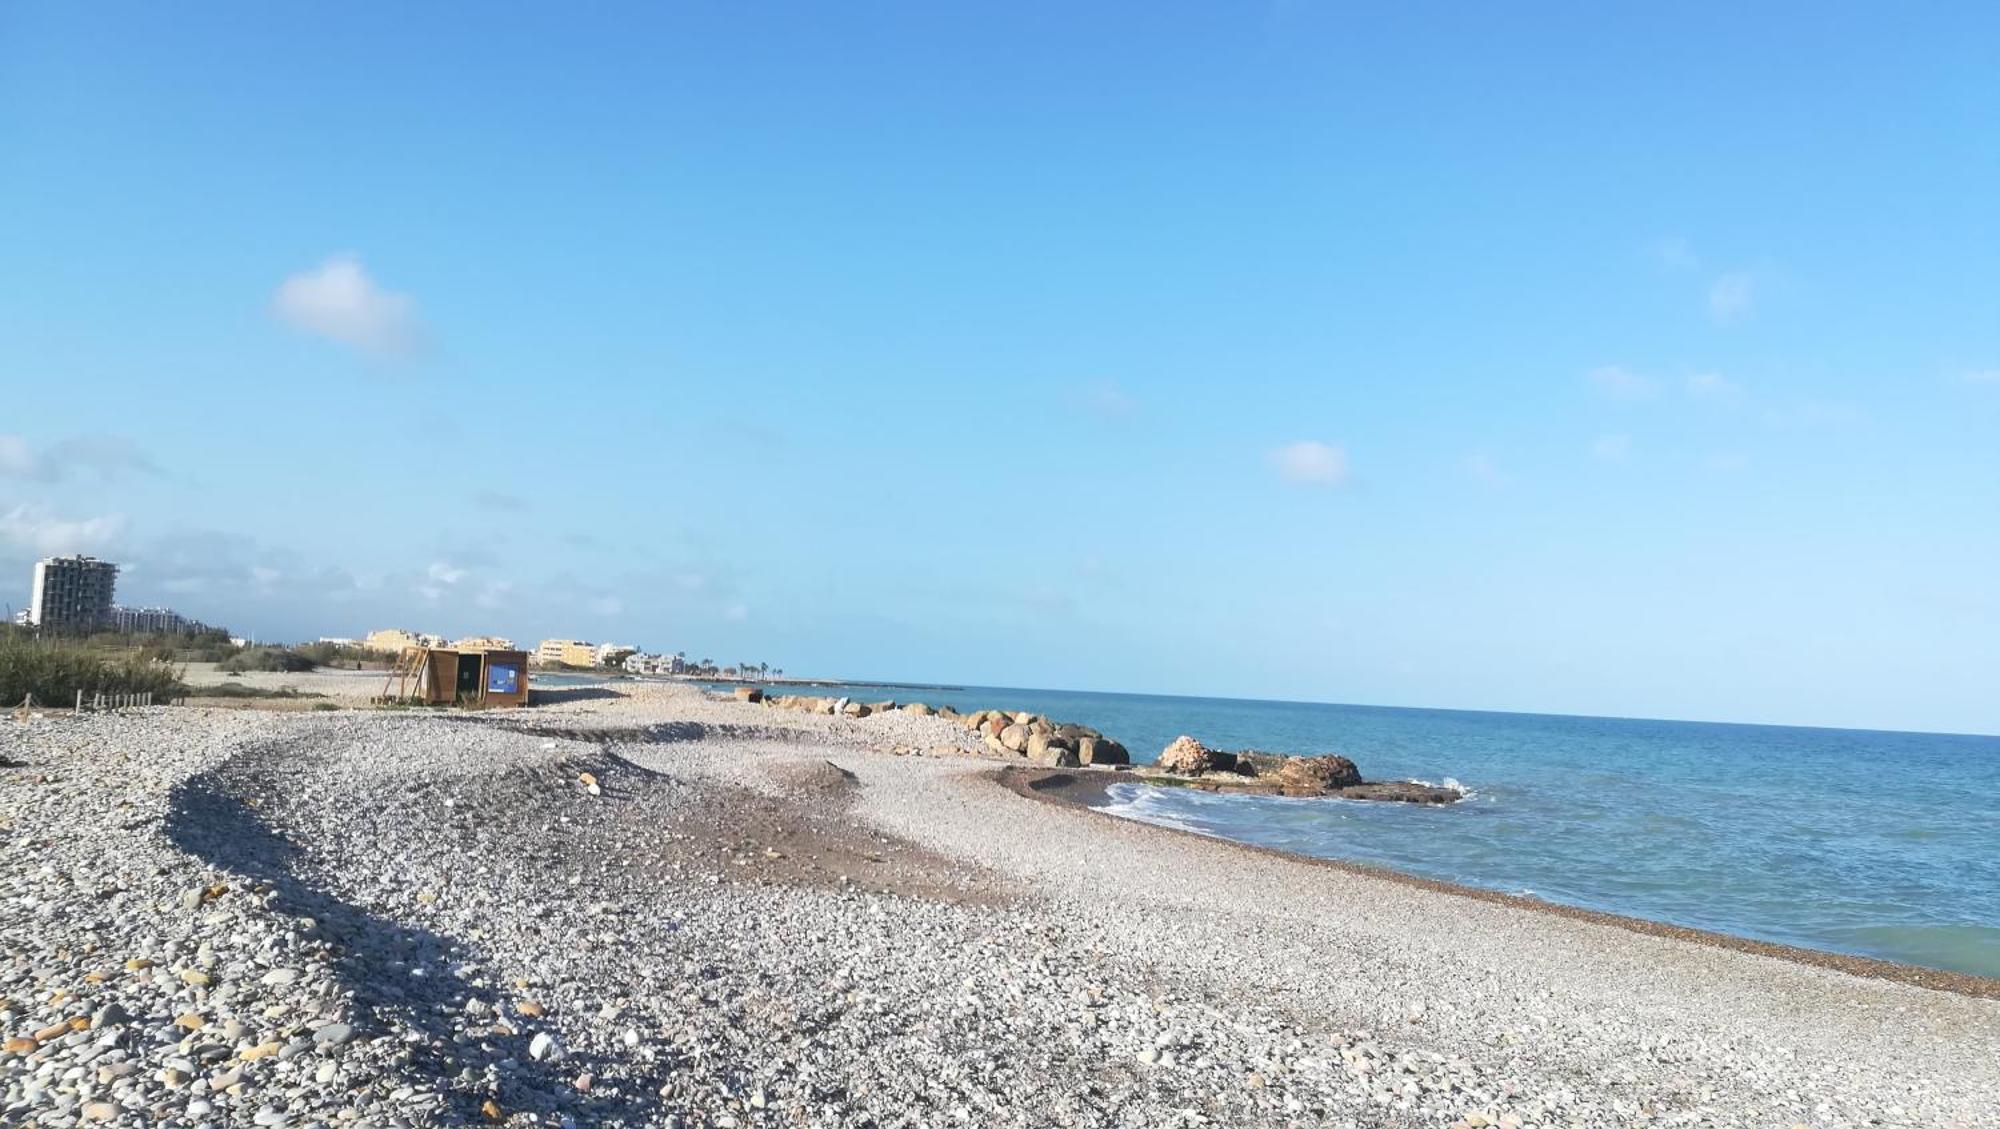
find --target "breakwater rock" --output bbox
[1149,735,1461,804]
[757,695,1131,767]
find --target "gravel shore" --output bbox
[3,680,1994,1127]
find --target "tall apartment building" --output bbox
[28,556,119,634]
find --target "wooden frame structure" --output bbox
[381,647,531,708]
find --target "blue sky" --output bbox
[4,3,1997,733]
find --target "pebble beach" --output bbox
[3,679,1996,1128]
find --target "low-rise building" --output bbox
[453,635,516,652]
[621,651,687,676]
[365,627,447,653]
[533,639,597,667]
[108,605,217,635]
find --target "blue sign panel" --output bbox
[485,662,521,695]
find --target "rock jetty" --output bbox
[1149,735,1462,804]
[758,696,1130,767]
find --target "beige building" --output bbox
[365,627,447,654]
[534,639,597,667]
[453,635,516,652]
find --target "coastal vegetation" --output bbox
[0,633,186,706]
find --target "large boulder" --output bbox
[1157,735,1216,775]
[903,702,934,717]
[1026,731,1077,764]
[1272,754,1362,790]
[1026,732,1080,767]
[999,723,1032,753]
[733,687,764,703]
[1077,736,1129,766]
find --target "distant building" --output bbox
[621,651,686,676]
[365,627,447,653]
[533,639,597,667]
[316,636,360,648]
[594,642,636,665]
[107,605,216,635]
[29,556,119,634]
[454,635,516,652]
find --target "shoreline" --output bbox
[6,681,1997,1126]
[1006,766,2000,1000]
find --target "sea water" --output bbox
[742,681,2000,979]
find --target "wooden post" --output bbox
[76,689,83,713]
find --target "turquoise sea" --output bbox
[708,679,2000,980]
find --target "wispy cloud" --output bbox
[1590,434,1632,462]
[272,254,425,359]
[1586,365,1659,401]
[0,504,127,557]
[472,489,530,512]
[1268,440,1349,488]
[1464,451,1508,488]
[1956,369,2000,385]
[0,434,161,482]
[1651,236,1699,271]
[1708,272,1755,323]
[1070,378,1138,420]
[1686,372,1744,403]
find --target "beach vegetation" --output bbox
[0,635,187,706]
[218,646,318,673]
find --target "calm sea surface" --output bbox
[710,679,2000,979]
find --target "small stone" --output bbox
[240,1041,283,1061]
[312,1022,354,1048]
[481,1099,504,1121]
[91,1003,129,1029]
[1138,1048,1160,1065]
[528,1032,563,1061]
[82,1101,117,1121]
[174,1013,207,1030]
[516,1000,545,1018]
[260,968,301,986]
[179,968,212,987]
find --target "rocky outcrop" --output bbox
[753,695,1131,768]
[1271,754,1361,790]
[1151,739,1458,804]
[1158,736,1216,775]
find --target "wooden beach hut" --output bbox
[383,647,531,708]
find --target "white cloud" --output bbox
[1268,440,1349,488]
[272,254,425,358]
[1686,372,1743,402]
[1464,451,1508,488]
[0,436,35,477]
[1073,379,1138,419]
[1708,272,1755,323]
[1652,236,1698,271]
[1590,434,1632,462]
[1586,365,1659,400]
[0,434,160,481]
[426,561,467,586]
[0,504,127,557]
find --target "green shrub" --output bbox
[218,647,317,673]
[0,639,186,706]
